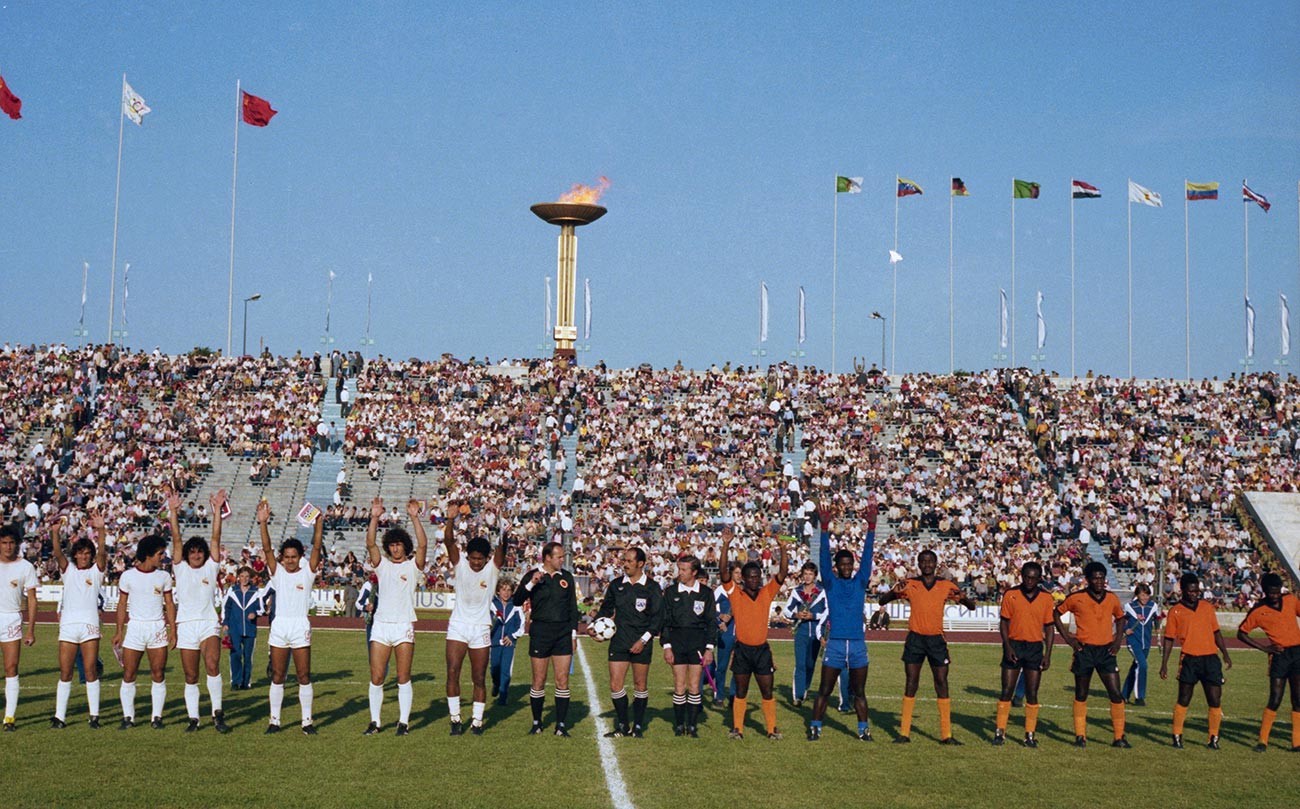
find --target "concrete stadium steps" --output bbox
[191,448,311,551]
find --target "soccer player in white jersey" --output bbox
[443,503,507,736]
[49,512,108,729]
[112,533,176,730]
[166,488,230,733]
[258,499,325,735]
[0,523,38,731]
[363,496,429,737]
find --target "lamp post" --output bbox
[870,311,886,371]
[242,293,262,357]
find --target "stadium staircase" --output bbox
[298,377,346,543]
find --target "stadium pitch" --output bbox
[3,626,1290,808]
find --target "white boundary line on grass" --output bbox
[575,639,636,809]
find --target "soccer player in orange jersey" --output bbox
[1235,572,1300,752]
[719,526,789,740]
[1160,572,1233,749]
[1053,561,1130,748]
[993,561,1054,748]
[877,549,976,744]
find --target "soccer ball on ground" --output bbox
[590,616,616,641]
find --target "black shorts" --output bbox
[1177,653,1225,686]
[731,642,775,676]
[1269,645,1300,679]
[1001,639,1045,671]
[609,637,653,664]
[901,632,950,667]
[665,630,708,665]
[528,622,573,659]
[1071,644,1119,677]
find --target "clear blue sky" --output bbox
[1,1,1297,377]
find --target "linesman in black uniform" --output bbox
[512,540,581,736]
[589,546,663,737]
[661,553,718,737]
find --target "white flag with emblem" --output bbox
[122,79,151,125]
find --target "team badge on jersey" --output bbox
[693,600,705,615]
[201,578,210,585]
[635,598,647,612]
[559,578,569,589]
[479,581,488,588]
[8,580,16,588]
[153,586,163,595]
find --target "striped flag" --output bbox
[951,178,969,197]
[897,177,923,197]
[1185,181,1219,201]
[1243,182,1270,212]
[1071,180,1100,199]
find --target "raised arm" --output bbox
[774,535,789,586]
[407,499,429,570]
[441,503,459,567]
[257,500,277,576]
[50,518,67,572]
[309,512,324,573]
[857,525,877,586]
[90,509,108,572]
[209,489,227,564]
[165,488,184,562]
[490,508,508,569]
[816,507,833,588]
[365,497,383,568]
[719,527,733,584]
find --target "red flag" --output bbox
[241,91,276,126]
[0,74,22,120]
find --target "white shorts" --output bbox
[123,619,169,652]
[177,620,220,651]
[58,620,102,644]
[370,620,415,648]
[0,613,22,643]
[269,617,312,649]
[446,618,490,649]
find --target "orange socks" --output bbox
[937,698,952,739]
[900,696,916,737]
[995,700,1011,732]
[732,697,747,733]
[1208,707,1223,737]
[761,698,777,734]
[1072,700,1087,737]
[1025,703,1040,734]
[1259,708,1276,745]
[1293,712,1300,748]
[1110,701,1126,740]
[1172,703,1188,735]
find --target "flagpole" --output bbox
[1243,177,1250,304]
[1069,185,1075,378]
[1010,179,1016,366]
[831,178,838,374]
[948,177,954,374]
[891,176,899,372]
[107,74,127,345]
[365,273,373,343]
[1184,179,1191,381]
[227,79,241,357]
[1127,182,1133,378]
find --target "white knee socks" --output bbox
[448,694,461,721]
[86,679,101,717]
[120,680,137,721]
[56,679,72,722]
[269,682,284,724]
[184,683,200,719]
[398,682,412,724]
[150,681,167,720]
[207,674,224,714]
[4,676,18,721]
[369,683,384,724]
[298,683,314,726]
[471,700,485,725]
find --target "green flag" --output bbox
[1013,179,1040,199]
[836,176,863,194]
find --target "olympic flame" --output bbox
[558,176,610,204]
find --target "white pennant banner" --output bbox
[999,289,1008,350]
[1036,290,1046,350]
[583,278,591,341]
[797,286,806,345]
[1245,296,1255,359]
[1281,293,1290,357]
[759,282,769,343]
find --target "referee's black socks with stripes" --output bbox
[554,688,571,726]
[632,690,649,729]
[530,689,545,724]
[687,693,702,728]
[611,689,629,729]
[672,692,687,727]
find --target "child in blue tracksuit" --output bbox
[1121,583,1160,705]
[784,563,828,705]
[221,566,264,689]
[490,581,526,706]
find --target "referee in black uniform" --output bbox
[512,541,581,736]
[589,547,663,738]
[661,554,718,737]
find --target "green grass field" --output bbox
[2,625,1293,808]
